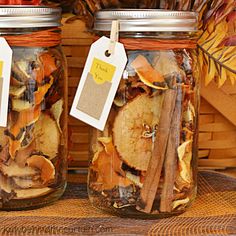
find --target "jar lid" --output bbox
[0,6,61,28]
[94,9,198,32]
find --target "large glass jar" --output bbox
[0,6,67,210]
[88,10,199,218]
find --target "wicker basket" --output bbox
[199,80,236,169]
[62,18,236,170]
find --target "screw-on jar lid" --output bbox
[0,6,61,28]
[94,9,198,32]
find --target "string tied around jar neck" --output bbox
[94,36,197,50]
[3,28,61,47]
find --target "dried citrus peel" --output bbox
[34,76,54,105]
[11,76,53,112]
[50,98,63,133]
[131,55,166,90]
[10,105,41,138]
[9,105,41,158]
[39,52,57,77]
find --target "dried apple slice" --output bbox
[126,171,143,188]
[11,76,53,112]
[27,155,55,184]
[131,55,166,90]
[33,113,60,159]
[13,177,43,189]
[12,99,33,112]
[113,94,163,171]
[0,160,38,178]
[154,51,184,76]
[12,60,31,82]
[172,197,190,210]
[177,140,193,187]
[9,86,26,98]
[15,140,36,167]
[0,173,12,194]
[183,101,195,123]
[50,99,63,133]
[14,187,52,199]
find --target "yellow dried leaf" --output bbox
[205,58,216,86]
[218,68,228,88]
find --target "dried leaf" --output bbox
[198,0,236,87]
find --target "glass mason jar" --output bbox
[0,6,67,210]
[88,10,199,218]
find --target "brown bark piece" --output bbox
[160,85,182,212]
[136,88,177,213]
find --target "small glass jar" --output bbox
[88,10,199,218]
[0,6,67,210]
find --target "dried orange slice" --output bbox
[113,94,164,171]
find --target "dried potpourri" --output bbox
[0,48,65,204]
[88,49,198,216]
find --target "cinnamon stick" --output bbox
[160,85,182,212]
[136,88,177,213]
